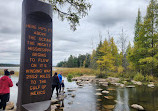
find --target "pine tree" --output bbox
[134,9,142,42]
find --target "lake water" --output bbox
[1,67,158,111]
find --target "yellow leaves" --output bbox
[117,66,124,74]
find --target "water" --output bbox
[7,76,97,111]
[9,77,158,111]
[1,67,158,111]
[97,85,158,111]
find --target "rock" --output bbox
[126,85,135,88]
[123,81,127,84]
[97,99,102,102]
[6,102,14,110]
[71,94,76,98]
[54,104,60,107]
[102,83,108,87]
[99,82,109,86]
[114,83,121,86]
[120,84,125,87]
[51,105,57,111]
[148,84,155,88]
[106,77,120,84]
[107,88,115,91]
[96,89,103,91]
[95,93,102,96]
[51,99,59,104]
[131,80,142,85]
[104,96,114,99]
[98,79,108,82]
[103,105,115,110]
[67,89,76,92]
[131,104,144,110]
[68,101,73,105]
[102,90,109,94]
[78,84,84,86]
[59,107,64,110]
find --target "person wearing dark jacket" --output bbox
[51,72,59,98]
[0,69,13,110]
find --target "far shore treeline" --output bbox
[0,64,19,67]
[57,0,158,82]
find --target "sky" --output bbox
[0,0,149,66]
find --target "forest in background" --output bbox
[57,0,158,81]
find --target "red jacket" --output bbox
[0,76,13,95]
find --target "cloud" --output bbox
[88,0,148,27]
[0,0,149,65]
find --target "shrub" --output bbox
[134,73,144,82]
[67,73,73,82]
[145,75,154,82]
[95,70,107,78]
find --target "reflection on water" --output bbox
[97,85,158,111]
[114,88,129,111]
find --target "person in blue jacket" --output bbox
[58,72,62,93]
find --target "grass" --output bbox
[53,67,96,77]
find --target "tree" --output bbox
[134,9,142,42]
[41,0,91,31]
[118,28,127,69]
[97,39,116,72]
[109,37,119,67]
[90,50,98,69]
[130,0,158,75]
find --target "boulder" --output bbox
[103,105,115,110]
[51,105,57,111]
[54,104,60,107]
[131,80,142,85]
[51,99,59,104]
[148,84,155,88]
[104,96,114,99]
[68,101,73,105]
[78,84,84,86]
[98,79,108,82]
[97,99,102,102]
[71,94,76,98]
[106,77,120,84]
[102,90,109,94]
[126,85,135,88]
[67,89,76,92]
[107,88,115,91]
[99,82,109,86]
[96,89,103,91]
[131,104,144,110]
[114,83,121,86]
[95,93,102,96]
[6,102,14,110]
[120,84,125,87]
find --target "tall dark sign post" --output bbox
[17,0,52,110]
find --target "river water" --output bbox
[1,67,158,111]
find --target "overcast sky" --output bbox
[0,0,149,65]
